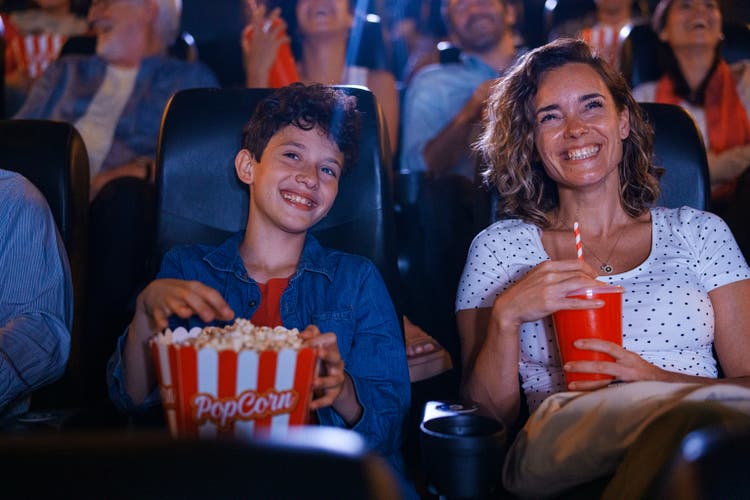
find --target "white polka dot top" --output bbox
[456,206,750,412]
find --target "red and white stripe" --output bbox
[22,33,65,78]
[153,342,316,439]
[580,25,623,67]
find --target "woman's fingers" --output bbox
[563,338,666,386]
[573,338,622,355]
[498,260,606,325]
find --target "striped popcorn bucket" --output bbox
[22,33,66,78]
[151,333,317,439]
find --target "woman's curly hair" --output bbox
[477,38,662,228]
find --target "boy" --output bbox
[107,83,411,473]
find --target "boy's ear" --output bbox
[234,149,256,185]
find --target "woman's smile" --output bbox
[565,144,601,161]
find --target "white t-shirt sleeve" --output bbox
[676,207,750,290]
[456,220,548,311]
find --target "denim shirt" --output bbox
[108,232,410,467]
[400,53,500,180]
[14,55,218,172]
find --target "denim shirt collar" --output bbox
[459,52,502,79]
[202,231,334,283]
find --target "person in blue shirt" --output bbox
[400,0,521,180]
[107,83,411,476]
[0,169,72,422]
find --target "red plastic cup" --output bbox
[552,285,624,386]
[246,19,299,88]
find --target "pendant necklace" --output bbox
[584,227,625,274]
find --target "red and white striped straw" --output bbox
[573,221,583,263]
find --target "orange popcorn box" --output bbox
[150,329,317,439]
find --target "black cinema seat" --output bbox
[155,86,402,317]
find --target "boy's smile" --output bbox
[281,190,317,209]
[237,124,344,237]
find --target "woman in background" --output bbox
[242,0,400,154]
[633,0,750,255]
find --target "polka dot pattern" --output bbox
[456,207,750,412]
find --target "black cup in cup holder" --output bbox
[420,413,507,499]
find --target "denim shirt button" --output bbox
[249,300,257,307]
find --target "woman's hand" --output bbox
[300,325,363,425]
[491,259,605,333]
[563,338,668,391]
[134,278,235,334]
[242,0,290,87]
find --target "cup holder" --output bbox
[420,414,507,499]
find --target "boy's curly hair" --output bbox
[242,83,361,173]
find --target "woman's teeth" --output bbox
[567,145,600,160]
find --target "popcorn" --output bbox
[153,319,304,352]
[150,320,316,439]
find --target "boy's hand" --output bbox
[135,278,235,332]
[301,326,346,410]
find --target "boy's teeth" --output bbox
[567,145,599,160]
[283,193,313,207]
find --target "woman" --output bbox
[456,38,750,497]
[632,0,750,217]
[242,0,400,154]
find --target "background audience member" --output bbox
[632,0,750,258]
[549,0,643,69]
[457,38,750,498]
[397,0,521,449]
[400,0,520,180]
[0,169,71,422]
[14,0,219,403]
[2,0,88,114]
[383,0,448,83]
[14,0,218,199]
[242,0,400,154]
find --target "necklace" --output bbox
[583,227,626,274]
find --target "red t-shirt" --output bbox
[250,277,290,327]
